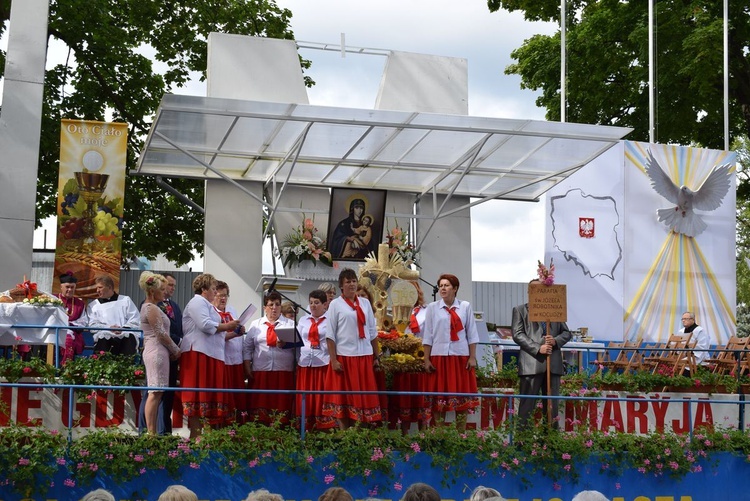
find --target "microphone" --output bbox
[269,277,278,292]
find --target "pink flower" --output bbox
[364,469,371,477]
[410,442,421,453]
[63,479,75,487]
[18,458,29,466]
[248,459,259,468]
[562,453,571,460]
[304,218,315,230]
[134,370,144,376]
[394,482,403,491]
[189,462,200,469]
[324,474,335,485]
[22,367,32,373]
[303,230,313,240]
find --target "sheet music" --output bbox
[276,326,301,343]
[237,303,257,326]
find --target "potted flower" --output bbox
[0,336,56,383]
[278,215,333,269]
[58,352,145,401]
[476,355,519,389]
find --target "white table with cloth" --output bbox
[0,303,69,364]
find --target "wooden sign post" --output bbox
[528,283,567,426]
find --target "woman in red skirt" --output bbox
[212,281,246,425]
[295,289,335,430]
[422,273,479,430]
[242,291,295,425]
[323,268,382,429]
[180,274,240,437]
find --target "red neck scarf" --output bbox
[308,316,325,348]
[445,304,463,341]
[409,306,421,334]
[265,321,278,347]
[342,296,367,338]
[217,309,233,323]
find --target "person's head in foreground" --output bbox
[157,485,198,501]
[80,489,115,501]
[400,482,441,501]
[245,489,284,501]
[572,491,610,501]
[318,486,354,501]
[470,485,504,501]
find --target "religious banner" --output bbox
[545,142,736,344]
[53,120,128,299]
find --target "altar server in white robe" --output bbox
[86,275,141,355]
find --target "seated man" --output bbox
[86,275,140,355]
[680,311,710,367]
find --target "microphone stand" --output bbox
[419,276,439,301]
[268,280,308,423]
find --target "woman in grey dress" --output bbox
[139,271,181,434]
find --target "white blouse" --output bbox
[242,315,295,371]
[421,298,479,356]
[325,295,377,357]
[181,294,225,361]
[297,314,331,368]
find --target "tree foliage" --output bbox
[487,0,750,149]
[1,0,308,266]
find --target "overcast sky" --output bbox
[15,1,558,282]
[275,0,557,282]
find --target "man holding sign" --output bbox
[512,279,571,429]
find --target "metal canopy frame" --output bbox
[135,94,631,247]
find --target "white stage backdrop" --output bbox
[545,141,736,344]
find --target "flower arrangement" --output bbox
[537,258,555,285]
[385,223,420,266]
[22,295,64,307]
[278,215,333,267]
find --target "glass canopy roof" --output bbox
[135,94,632,206]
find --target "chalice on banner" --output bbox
[74,171,109,252]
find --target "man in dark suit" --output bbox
[512,279,571,429]
[158,273,184,434]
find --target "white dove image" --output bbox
[644,150,732,237]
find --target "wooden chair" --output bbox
[593,340,642,374]
[640,333,694,376]
[590,341,623,374]
[705,336,749,375]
